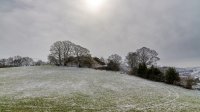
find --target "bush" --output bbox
[93,57,105,65]
[165,67,180,84]
[79,56,94,68]
[130,63,164,82]
[147,66,164,82]
[64,56,77,66]
[137,63,147,78]
[107,60,120,71]
[129,67,138,75]
[185,76,194,89]
[95,60,120,71]
[63,56,94,68]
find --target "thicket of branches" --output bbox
[126,47,165,82]
[124,47,195,89]
[48,41,92,67]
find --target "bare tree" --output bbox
[13,56,23,66]
[1,56,34,67]
[7,57,14,66]
[136,47,160,66]
[48,54,58,65]
[0,59,6,66]
[106,54,122,71]
[62,41,75,65]
[49,41,91,67]
[126,52,138,69]
[50,41,63,66]
[74,45,90,67]
[100,57,106,64]
[108,54,122,64]
[22,57,34,66]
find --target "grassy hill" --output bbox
[0,66,200,112]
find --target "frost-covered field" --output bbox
[0,66,200,112]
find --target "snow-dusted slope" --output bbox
[0,66,200,112]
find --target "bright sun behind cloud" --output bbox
[85,0,106,13]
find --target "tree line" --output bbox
[0,56,45,68]
[48,41,92,67]
[0,40,194,89]
[48,40,195,89]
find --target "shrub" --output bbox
[79,56,94,68]
[107,60,120,71]
[93,57,105,65]
[147,66,164,82]
[130,64,164,82]
[165,67,180,84]
[185,76,194,89]
[137,63,147,78]
[129,67,138,75]
[64,56,77,66]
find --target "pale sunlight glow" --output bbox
[85,0,106,12]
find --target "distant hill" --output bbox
[177,67,200,78]
[176,67,200,90]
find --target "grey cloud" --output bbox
[0,0,200,67]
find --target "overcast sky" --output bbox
[0,0,200,67]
